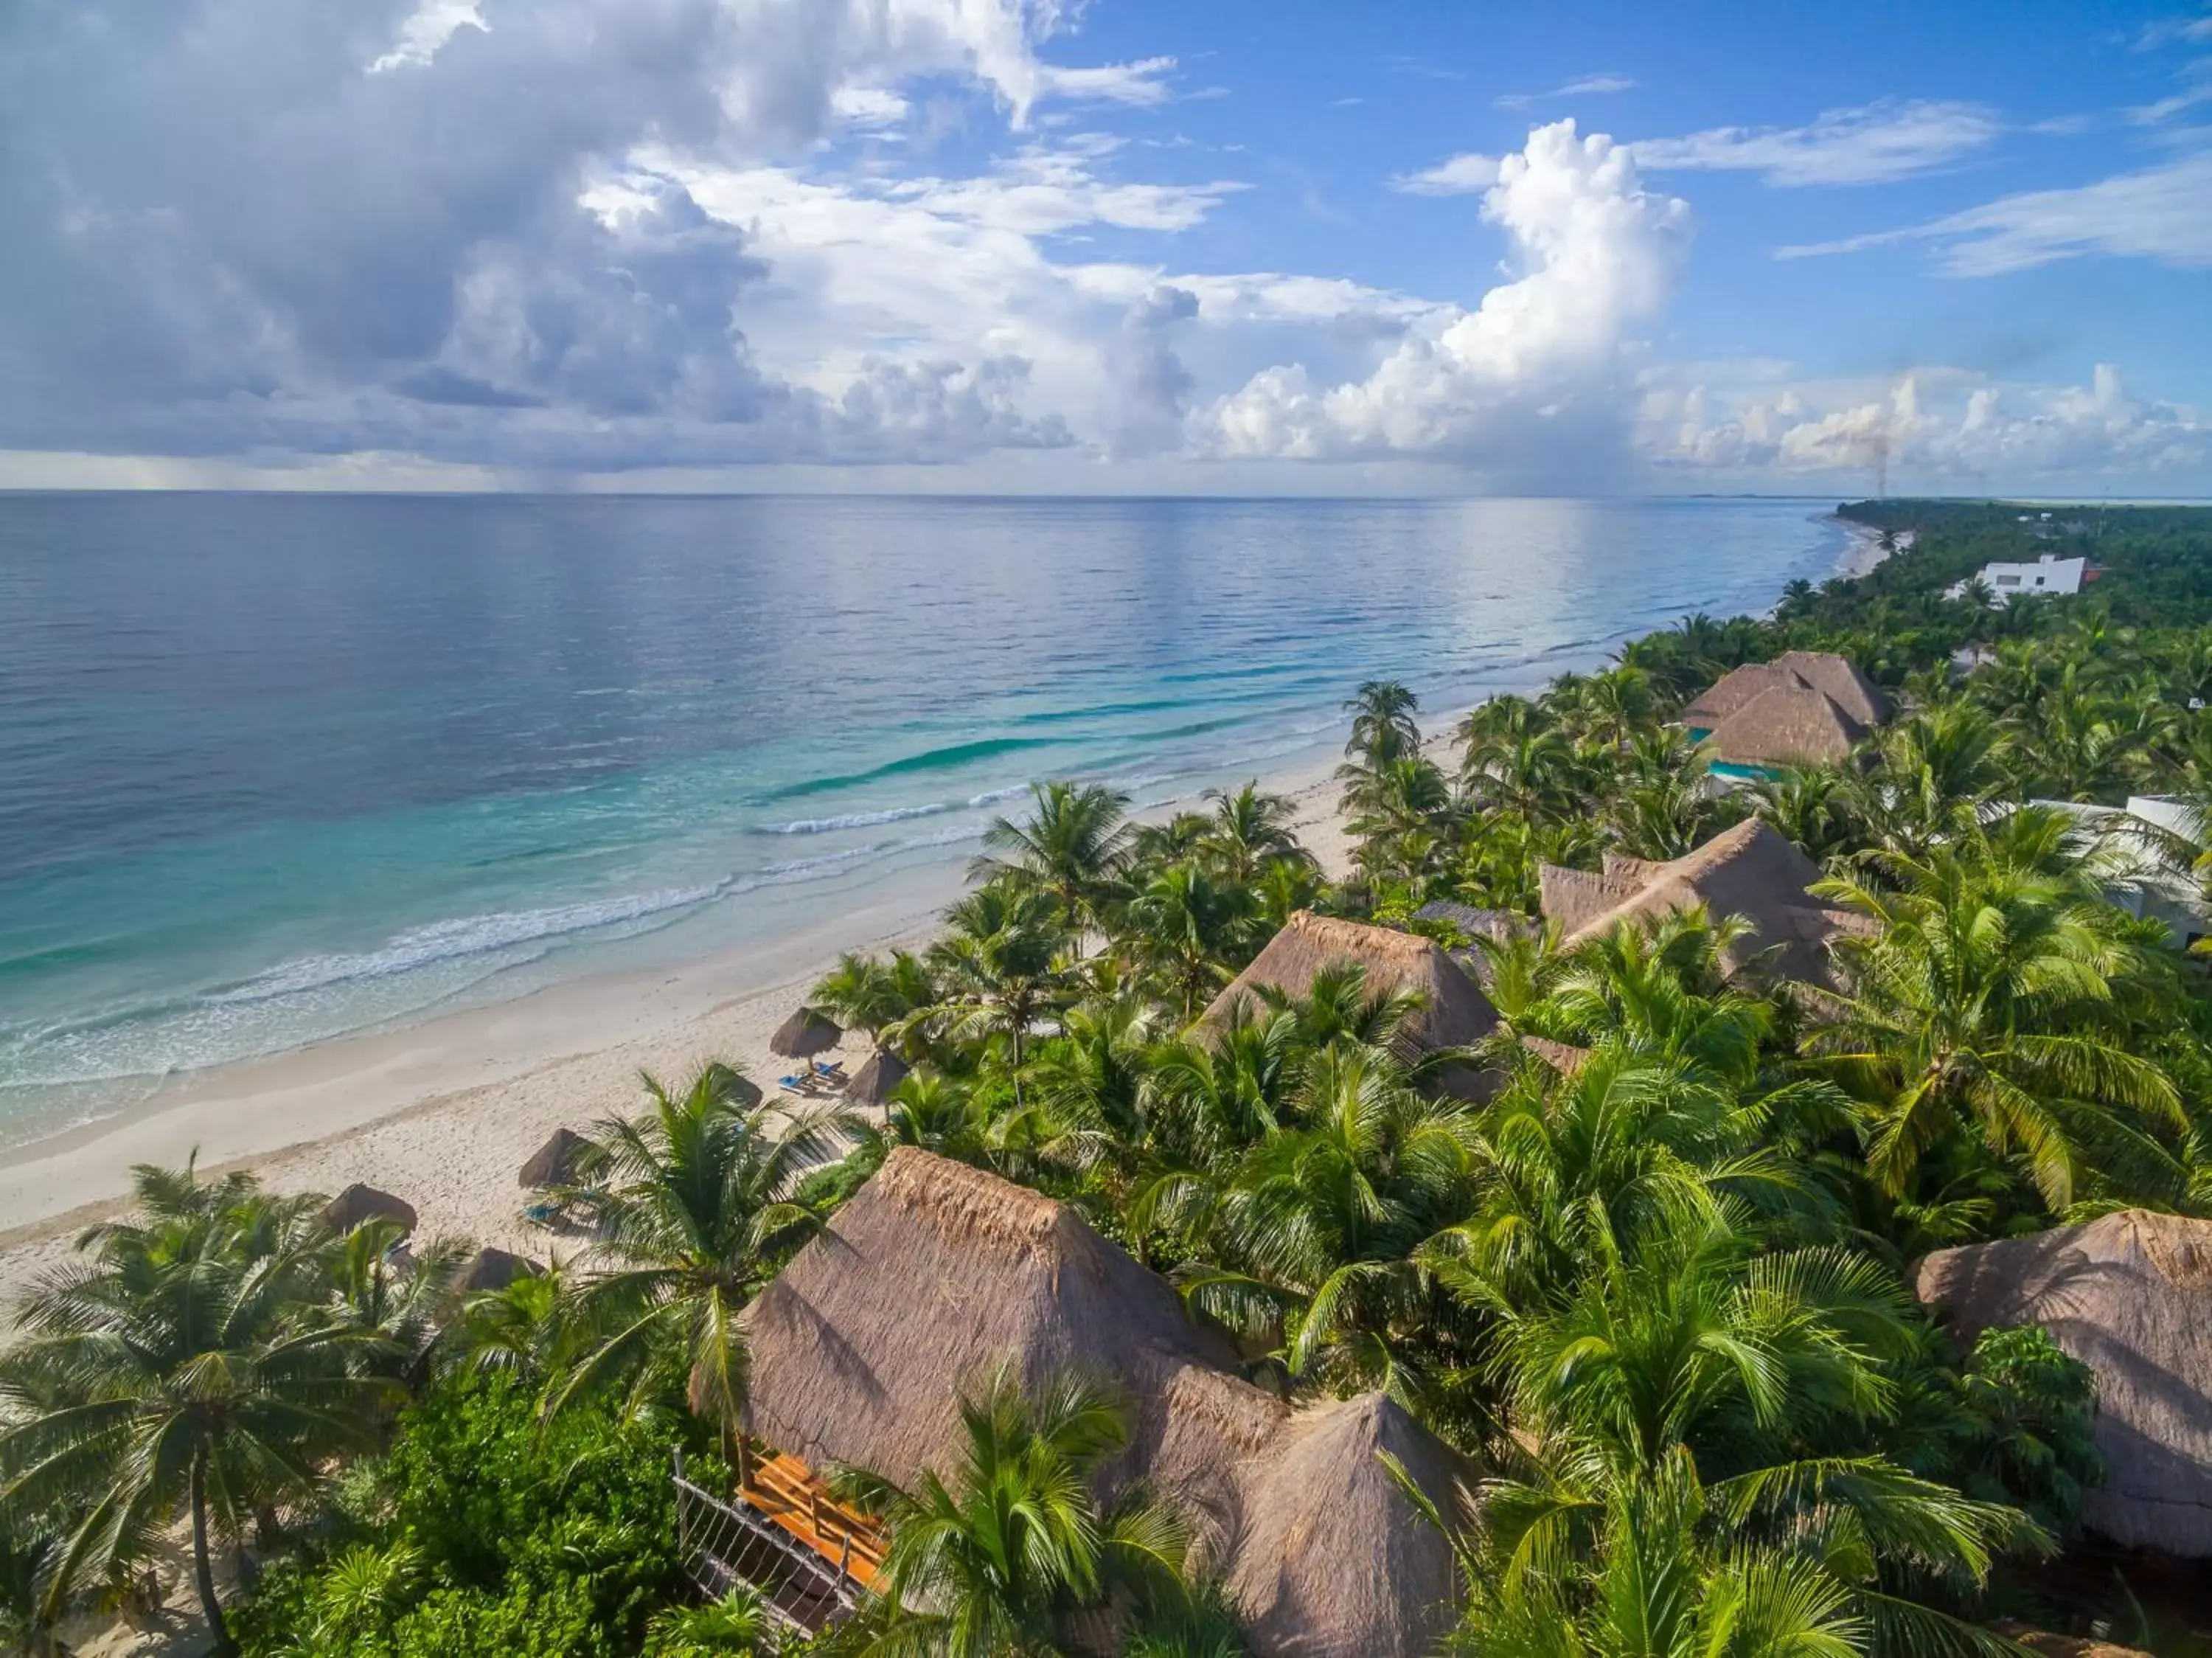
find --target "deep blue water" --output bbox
[0,493,1845,1142]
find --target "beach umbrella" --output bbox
[770,1005,842,1060]
[518,1126,589,1190]
[844,1050,909,1110]
[322,1183,417,1235]
[462,1247,540,1293]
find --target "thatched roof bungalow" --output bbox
[1199,911,1500,1066]
[1539,819,1866,992]
[1700,682,1868,771]
[1681,651,1891,735]
[1917,1209,2212,1558]
[461,1246,539,1292]
[742,1148,1467,1657]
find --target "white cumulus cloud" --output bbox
[1200,120,1691,482]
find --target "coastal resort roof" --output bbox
[843,1049,909,1111]
[1537,818,1865,991]
[1518,1036,1594,1078]
[518,1125,590,1190]
[770,1005,844,1059]
[1198,910,1500,1065]
[461,1246,540,1293]
[1680,651,1891,753]
[1699,681,1868,770]
[321,1183,418,1235]
[1916,1208,2212,1559]
[741,1147,1467,1658]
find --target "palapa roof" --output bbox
[461,1246,539,1292]
[1699,681,1867,768]
[742,1148,1465,1657]
[770,1005,843,1058]
[1542,819,1858,991]
[518,1125,589,1189]
[1770,650,1893,726]
[1198,911,1500,1063]
[1519,1036,1593,1078]
[1916,1209,2212,1558]
[1680,651,1891,732]
[321,1183,417,1235]
[844,1049,909,1110]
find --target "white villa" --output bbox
[1949,552,2090,603]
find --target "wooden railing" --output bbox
[736,1437,889,1590]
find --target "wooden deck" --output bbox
[737,1442,888,1592]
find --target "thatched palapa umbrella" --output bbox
[844,1050,909,1110]
[462,1247,540,1293]
[770,1005,842,1061]
[321,1183,417,1235]
[519,1126,589,1190]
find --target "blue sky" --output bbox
[1,0,2207,494]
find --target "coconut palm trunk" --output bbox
[189,1451,236,1656]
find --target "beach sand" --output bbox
[0,747,1366,1317]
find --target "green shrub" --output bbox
[1953,1323,2104,1534]
[236,1370,720,1657]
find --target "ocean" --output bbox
[0,493,1846,1146]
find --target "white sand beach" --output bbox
[0,746,1368,1317]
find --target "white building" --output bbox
[2037,796,2211,949]
[1949,552,2088,603]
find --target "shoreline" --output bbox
[0,746,1361,1312]
[0,518,1860,1307]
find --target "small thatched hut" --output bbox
[1199,911,1499,1065]
[844,1050,909,1111]
[742,1149,1466,1657]
[1538,819,1866,992]
[771,1006,843,1060]
[321,1184,417,1235]
[1699,681,1868,769]
[1916,1210,2212,1558]
[518,1126,589,1190]
[461,1247,540,1293]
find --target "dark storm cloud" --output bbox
[0,0,1071,468]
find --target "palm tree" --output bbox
[919,887,1073,1104]
[810,949,939,1055]
[551,1064,848,1449]
[0,1165,398,1651]
[973,781,1133,937]
[1174,1045,1478,1405]
[1197,780,1310,883]
[1121,864,1260,1019]
[1343,679,1422,769]
[833,1365,1194,1658]
[1440,1207,2039,1658]
[1748,764,1854,862]
[1805,827,2185,1214]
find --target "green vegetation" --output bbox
[7,500,2212,1654]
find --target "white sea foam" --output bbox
[759,801,953,834]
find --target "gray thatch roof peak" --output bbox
[1700,681,1867,768]
[1916,1209,2212,1558]
[518,1126,588,1190]
[1548,819,1846,991]
[742,1149,1466,1657]
[1199,911,1500,1061]
[770,1005,843,1058]
[1770,650,1893,726]
[321,1184,417,1235]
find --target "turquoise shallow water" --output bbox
[0,493,1844,1144]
